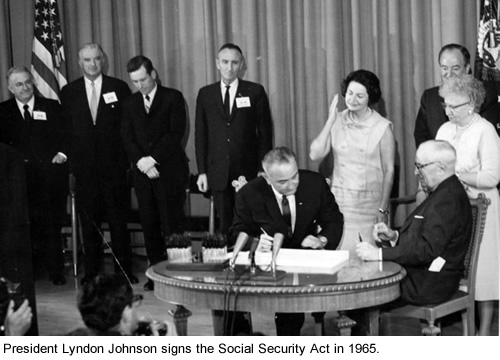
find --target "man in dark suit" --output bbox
[121,55,189,291]
[61,43,137,285]
[357,140,472,305]
[195,43,273,236]
[414,43,499,148]
[229,146,344,335]
[0,66,67,286]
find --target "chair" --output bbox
[383,192,490,335]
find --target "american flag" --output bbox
[31,0,67,101]
[475,0,500,82]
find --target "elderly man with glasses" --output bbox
[356,140,472,306]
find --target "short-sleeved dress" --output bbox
[436,114,500,301]
[330,109,393,256]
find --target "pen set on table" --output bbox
[358,232,363,243]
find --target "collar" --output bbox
[16,96,35,114]
[84,74,103,88]
[220,78,239,91]
[143,83,158,102]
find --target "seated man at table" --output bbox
[356,140,472,305]
[229,146,344,335]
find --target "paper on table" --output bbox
[230,248,349,274]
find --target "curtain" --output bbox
[0,0,481,221]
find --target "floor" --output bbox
[35,254,499,336]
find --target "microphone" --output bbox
[248,237,260,273]
[271,233,284,273]
[230,232,249,269]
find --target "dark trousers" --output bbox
[0,225,38,335]
[213,185,236,237]
[26,163,67,279]
[133,171,185,266]
[76,172,132,278]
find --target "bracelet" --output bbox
[378,208,389,215]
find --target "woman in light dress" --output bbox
[310,70,395,256]
[436,75,500,336]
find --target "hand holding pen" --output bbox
[257,227,273,252]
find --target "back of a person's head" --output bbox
[262,146,296,171]
[77,274,133,332]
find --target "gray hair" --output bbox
[262,147,297,172]
[439,75,486,113]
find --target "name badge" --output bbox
[103,92,118,104]
[33,111,47,120]
[236,97,251,108]
[428,256,446,272]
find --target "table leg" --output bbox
[211,310,225,336]
[365,308,380,336]
[335,311,357,336]
[168,305,192,336]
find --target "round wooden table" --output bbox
[147,259,406,335]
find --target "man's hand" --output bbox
[137,156,156,173]
[4,299,32,336]
[150,320,177,336]
[146,166,160,179]
[372,222,397,242]
[301,235,324,249]
[256,234,273,252]
[197,173,208,192]
[356,242,380,261]
[51,153,67,164]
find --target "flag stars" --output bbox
[41,32,49,41]
[42,20,49,29]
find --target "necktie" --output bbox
[23,104,32,122]
[224,85,231,118]
[90,81,98,124]
[282,195,292,238]
[145,94,150,114]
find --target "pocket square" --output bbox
[414,215,424,219]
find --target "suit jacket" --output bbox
[121,86,189,190]
[195,79,273,191]
[230,170,344,250]
[60,75,131,182]
[382,175,472,305]
[0,96,64,167]
[414,83,499,147]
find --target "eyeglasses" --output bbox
[415,161,440,171]
[441,101,470,111]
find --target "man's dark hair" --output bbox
[438,43,471,68]
[126,55,154,74]
[77,274,134,332]
[218,43,243,57]
[341,69,382,105]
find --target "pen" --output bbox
[358,232,363,243]
[260,227,269,237]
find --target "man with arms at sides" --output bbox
[230,146,344,335]
[357,140,472,306]
[414,43,499,148]
[121,56,189,292]
[195,43,273,237]
[61,43,136,285]
[0,66,67,286]
[67,273,177,336]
